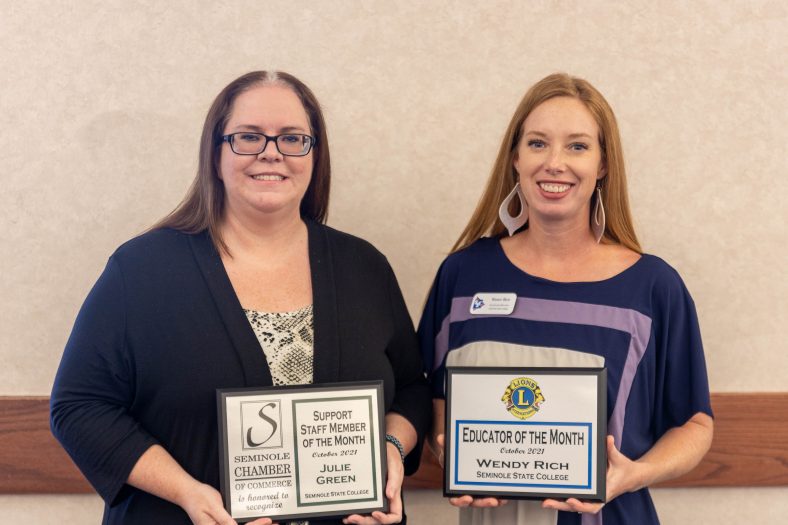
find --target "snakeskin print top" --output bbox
[244,304,314,525]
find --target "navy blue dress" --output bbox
[418,237,712,525]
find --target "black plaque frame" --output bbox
[217,381,388,522]
[445,366,606,502]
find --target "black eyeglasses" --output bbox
[221,132,315,157]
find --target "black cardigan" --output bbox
[51,222,431,524]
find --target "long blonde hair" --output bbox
[452,73,641,253]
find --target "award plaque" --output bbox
[445,367,606,501]
[217,381,387,522]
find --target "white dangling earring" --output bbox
[592,185,606,243]
[498,182,528,236]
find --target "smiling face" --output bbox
[513,96,606,230]
[219,84,313,222]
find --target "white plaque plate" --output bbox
[445,367,606,501]
[218,381,387,522]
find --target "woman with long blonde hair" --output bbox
[419,73,713,525]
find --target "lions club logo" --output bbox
[502,377,545,420]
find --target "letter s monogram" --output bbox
[246,402,278,447]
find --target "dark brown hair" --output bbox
[152,71,331,253]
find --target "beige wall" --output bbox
[2,0,786,522]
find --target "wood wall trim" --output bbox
[405,392,788,490]
[0,396,92,494]
[1,393,786,494]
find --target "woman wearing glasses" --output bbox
[419,73,713,525]
[51,71,430,525]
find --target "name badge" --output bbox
[469,293,517,315]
